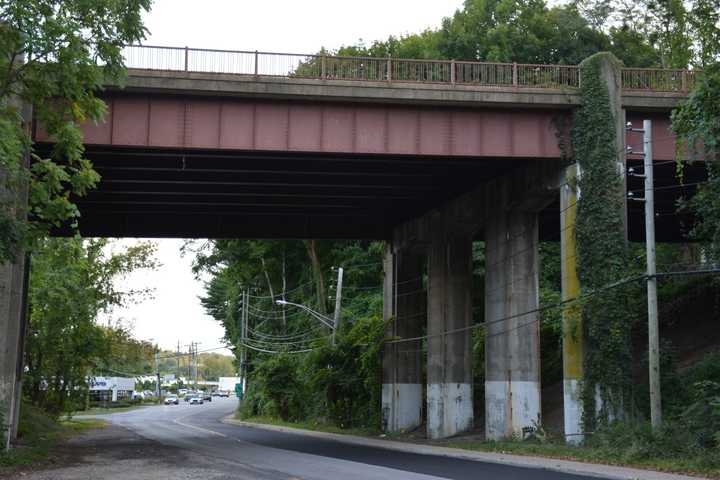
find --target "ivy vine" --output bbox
[572,53,633,430]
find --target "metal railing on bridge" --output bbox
[122,45,697,93]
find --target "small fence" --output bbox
[621,68,699,92]
[122,45,697,92]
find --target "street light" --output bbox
[275,299,335,329]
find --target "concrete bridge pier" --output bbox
[0,250,28,449]
[1,97,31,449]
[484,181,542,441]
[382,245,425,433]
[426,218,474,440]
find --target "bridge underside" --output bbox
[38,143,703,242]
[51,145,530,239]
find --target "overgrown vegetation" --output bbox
[238,315,385,429]
[0,403,106,468]
[24,238,157,417]
[673,64,720,259]
[449,350,720,477]
[572,53,634,429]
[0,0,151,262]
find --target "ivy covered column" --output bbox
[382,244,425,433]
[572,52,631,430]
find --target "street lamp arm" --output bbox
[275,299,335,329]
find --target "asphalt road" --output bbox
[93,398,599,480]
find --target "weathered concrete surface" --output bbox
[0,252,26,449]
[121,69,687,111]
[484,177,543,440]
[1,97,31,449]
[561,165,584,444]
[426,221,474,440]
[382,246,425,433]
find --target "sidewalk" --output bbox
[223,417,707,480]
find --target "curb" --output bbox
[222,417,706,480]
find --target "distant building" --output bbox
[88,376,135,403]
[218,377,242,392]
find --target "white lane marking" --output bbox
[173,410,229,438]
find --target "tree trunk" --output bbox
[303,240,327,314]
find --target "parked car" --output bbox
[188,394,203,405]
[216,390,229,398]
[164,395,179,405]
[202,392,212,402]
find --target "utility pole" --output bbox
[332,267,344,346]
[241,290,248,396]
[629,119,661,430]
[643,119,661,430]
[185,343,192,384]
[154,351,161,399]
[176,340,181,380]
[193,342,201,391]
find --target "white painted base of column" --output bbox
[485,380,541,441]
[563,379,583,445]
[381,383,422,433]
[427,383,473,439]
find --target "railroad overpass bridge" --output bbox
[33,46,694,241]
[3,46,702,448]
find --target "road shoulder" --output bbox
[222,417,706,480]
[4,420,283,480]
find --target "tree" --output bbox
[672,67,720,259]
[197,353,235,381]
[0,0,151,262]
[671,0,720,258]
[688,0,720,68]
[24,238,157,416]
[333,1,637,67]
[99,322,157,377]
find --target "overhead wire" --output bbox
[233,135,709,356]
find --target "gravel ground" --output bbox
[1,423,285,480]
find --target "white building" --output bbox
[88,376,136,403]
[218,377,242,393]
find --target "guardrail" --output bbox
[122,45,697,92]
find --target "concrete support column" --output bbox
[382,245,424,433]
[426,227,473,439]
[561,165,584,443]
[485,185,541,440]
[0,253,26,449]
[1,91,31,449]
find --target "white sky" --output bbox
[105,1,464,356]
[142,0,464,53]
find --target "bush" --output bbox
[17,403,60,442]
[307,315,385,428]
[241,353,306,421]
[585,418,720,470]
[238,315,386,430]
